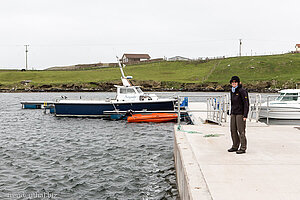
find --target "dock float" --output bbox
[21,101,54,109]
[174,102,300,200]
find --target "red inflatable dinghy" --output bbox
[127,113,178,123]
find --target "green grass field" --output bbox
[1,53,300,89]
[205,54,300,84]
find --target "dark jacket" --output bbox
[230,85,249,118]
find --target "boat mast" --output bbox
[117,57,126,79]
[117,56,131,86]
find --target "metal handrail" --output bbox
[177,93,264,127]
[176,94,230,126]
[249,94,262,123]
[206,95,230,124]
[177,93,300,126]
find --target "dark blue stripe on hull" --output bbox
[54,101,175,116]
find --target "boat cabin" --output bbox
[115,85,143,101]
[115,85,158,102]
[276,89,300,101]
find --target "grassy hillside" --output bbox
[0,60,218,86]
[1,53,300,91]
[0,69,121,85]
[205,54,300,85]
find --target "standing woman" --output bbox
[227,76,249,154]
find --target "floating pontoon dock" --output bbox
[21,101,54,109]
[174,99,300,200]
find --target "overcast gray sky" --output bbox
[0,0,299,69]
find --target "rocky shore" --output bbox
[0,80,289,93]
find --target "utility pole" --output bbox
[239,39,242,57]
[24,45,29,70]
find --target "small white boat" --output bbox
[259,89,300,119]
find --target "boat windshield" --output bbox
[280,93,298,101]
[120,88,136,94]
[136,87,143,93]
[275,93,285,101]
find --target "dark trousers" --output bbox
[230,114,247,150]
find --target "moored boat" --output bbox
[53,59,177,117]
[258,89,300,119]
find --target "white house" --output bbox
[296,44,300,52]
[168,56,191,61]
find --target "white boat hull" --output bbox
[259,105,300,120]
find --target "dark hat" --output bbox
[230,76,240,83]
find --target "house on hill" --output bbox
[121,54,151,63]
[296,44,300,53]
[168,56,191,61]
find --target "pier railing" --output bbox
[206,95,230,124]
[176,93,263,126]
[176,94,230,126]
[249,94,262,123]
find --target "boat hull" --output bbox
[54,100,176,117]
[259,106,300,120]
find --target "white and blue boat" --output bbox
[53,60,177,117]
[258,89,300,119]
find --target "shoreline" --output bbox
[0,80,284,93]
[0,87,279,93]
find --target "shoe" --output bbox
[227,148,238,152]
[236,150,246,154]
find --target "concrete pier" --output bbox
[174,102,300,200]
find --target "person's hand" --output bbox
[243,118,247,121]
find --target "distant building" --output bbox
[168,56,191,61]
[296,44,300,52]
[121,54,151,63]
